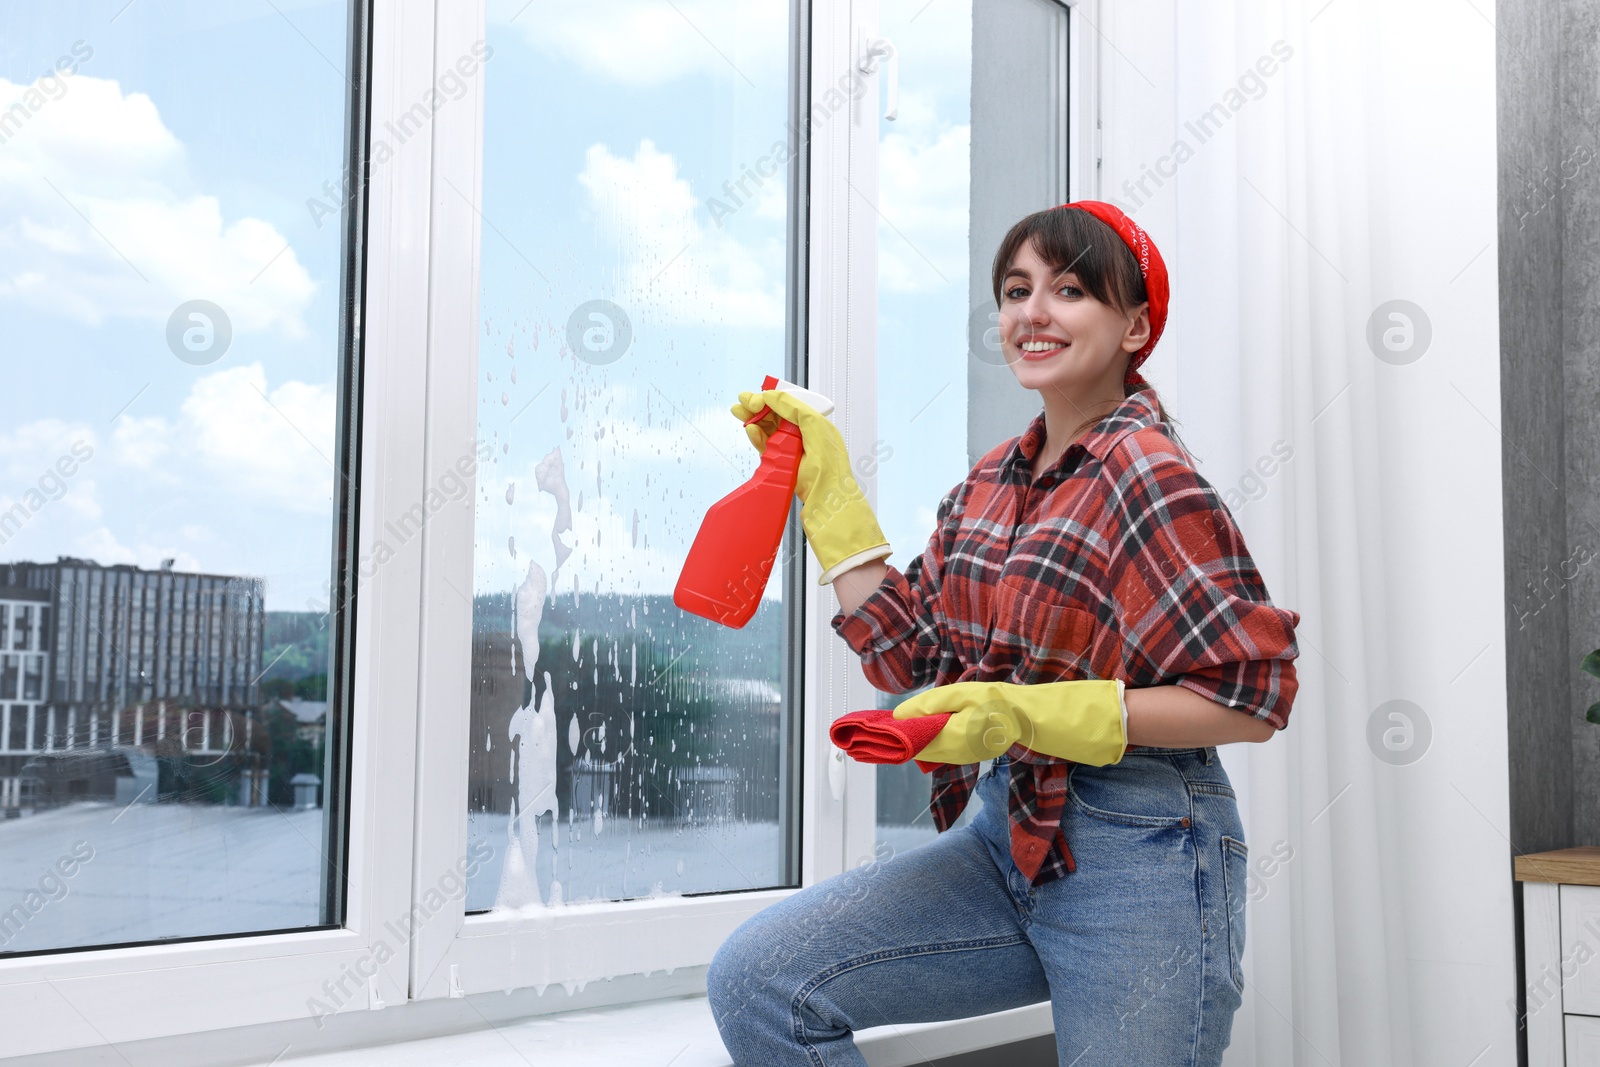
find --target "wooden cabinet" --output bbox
[1516,848,1600,1065]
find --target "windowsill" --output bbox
[200,991,1056,1067]
[232,991,1054,1067]
[35,963,1057,1067]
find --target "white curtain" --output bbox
[1095,1,1515,1063]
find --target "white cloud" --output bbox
[57,478,102,523]
[110,414,171,470]
[751,174,787,223]
[488,473,727,599]
[109,363,337,514]
[0,419,102,557]
[478,407,765,598]
[488,0,788,87]
[0,418,97,477]
[0,74,316,335]
[578,139,786,329]
[71,526,201,574]
[601,397,756,472]
[876,102,970,295]
[0,418,101,519]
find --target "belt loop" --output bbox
[1202,746,1214,765]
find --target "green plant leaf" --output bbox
[1587,701,1600,725]
[1584,650,1600,680]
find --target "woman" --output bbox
[709,201,1301,1066]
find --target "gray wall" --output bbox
[967,0,1071,467]
[1499,0,1598,862]
[1499,5,1600,1062]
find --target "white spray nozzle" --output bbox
[766,377,834,417]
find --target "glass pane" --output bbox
[871,0,1070,852]
[464,1,802,909]
[0,1,360,954]
[870,0,978,854]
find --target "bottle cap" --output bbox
[744,375,835,425]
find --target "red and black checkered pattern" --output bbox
[832,387,1301,886]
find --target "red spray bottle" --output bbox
[673,375,833,628]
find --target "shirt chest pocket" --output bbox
[996,573,1125,683]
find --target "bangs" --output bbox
[990,206,1146,313]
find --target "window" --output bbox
[7,705,25,752]
[0,0,1093,1054]
[14,605,31,650]
[404,0,815,1000]
[460,0,803,911]
[867,0,1075,850]
[867,0,980,854]
[0,0,360,956]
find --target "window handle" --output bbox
[858,31,898,122]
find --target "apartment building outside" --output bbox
[0,557,264,809]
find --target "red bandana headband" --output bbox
[1057,200,1169,391]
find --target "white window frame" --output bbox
[1066,0,1101,201]
[404,0,885,1001]
[0,0,433,1055]
[0,0,1100,1054]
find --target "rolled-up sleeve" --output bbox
[1110,437,1301,730]
[830,482,964,695]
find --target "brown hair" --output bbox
[991,206,1188,452]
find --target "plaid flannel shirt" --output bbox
[831,387,1302,886]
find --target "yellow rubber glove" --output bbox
[893,679,1128,766]
[730,388,892,586]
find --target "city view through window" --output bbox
[1,0,987,951]
[0,2,356,954]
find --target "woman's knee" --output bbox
[707,870,877,1029]
[709,840,991,1030]
[707,907,792,1029]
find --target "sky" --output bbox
[0,0,974,612]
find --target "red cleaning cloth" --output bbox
[829,708,953,768]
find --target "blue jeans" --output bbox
[706,749,1249,1066]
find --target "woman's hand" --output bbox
[728,388,892,586]
[730,389,848,511]
[731,392,783,453]
[893,679,1128,766]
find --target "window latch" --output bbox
[858,31,898,122]
[828,747,846,802]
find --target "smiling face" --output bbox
[997,238,1151,395]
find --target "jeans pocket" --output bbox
[1221,836,1249,994]
[1066,760,1191,826]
